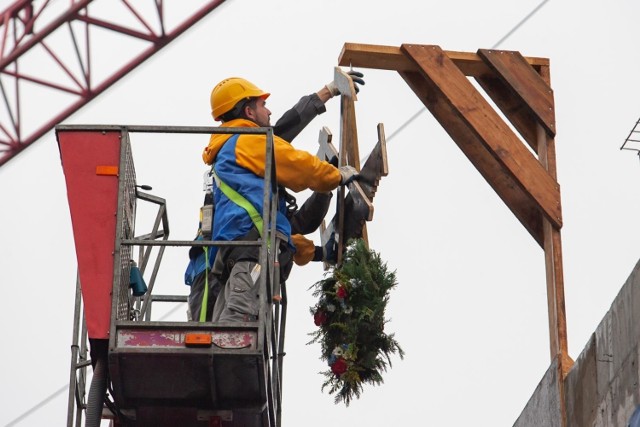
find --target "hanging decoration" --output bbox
[308,238,404,405]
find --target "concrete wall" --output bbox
[514,259,640,427]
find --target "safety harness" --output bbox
[198,166,270,322]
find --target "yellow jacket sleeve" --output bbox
[235,134,341,193]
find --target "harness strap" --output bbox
[211,168,264,237]
[199,246,210,323]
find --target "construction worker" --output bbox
[204,75,361,323]
[186,71,364,322]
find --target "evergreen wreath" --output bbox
[308,238,404,406]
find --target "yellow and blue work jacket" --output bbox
[202,119,341,247]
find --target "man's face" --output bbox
[245,97,271,127]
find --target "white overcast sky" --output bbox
[2,0,640,426]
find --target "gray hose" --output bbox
[85,354,107,427]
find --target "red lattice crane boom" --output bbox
[0,0,227,167]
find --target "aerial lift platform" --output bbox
[58,125,288,427]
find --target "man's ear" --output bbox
[243,104,255,121]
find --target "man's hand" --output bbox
[325,70,366,97]
[339,165,359,185]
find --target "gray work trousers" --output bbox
[210,230,292,323]
[211,260,261,322]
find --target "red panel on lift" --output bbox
[58,130,121,339]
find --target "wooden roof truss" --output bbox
[336,42,572,386]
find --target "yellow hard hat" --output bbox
[210,77,270,121]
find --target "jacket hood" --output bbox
[202,118,258,165]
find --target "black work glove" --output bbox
[322,232,337,265]
[325,70,366,96]
[347,70,365,94]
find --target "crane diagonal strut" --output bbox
[0,0,227,167]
